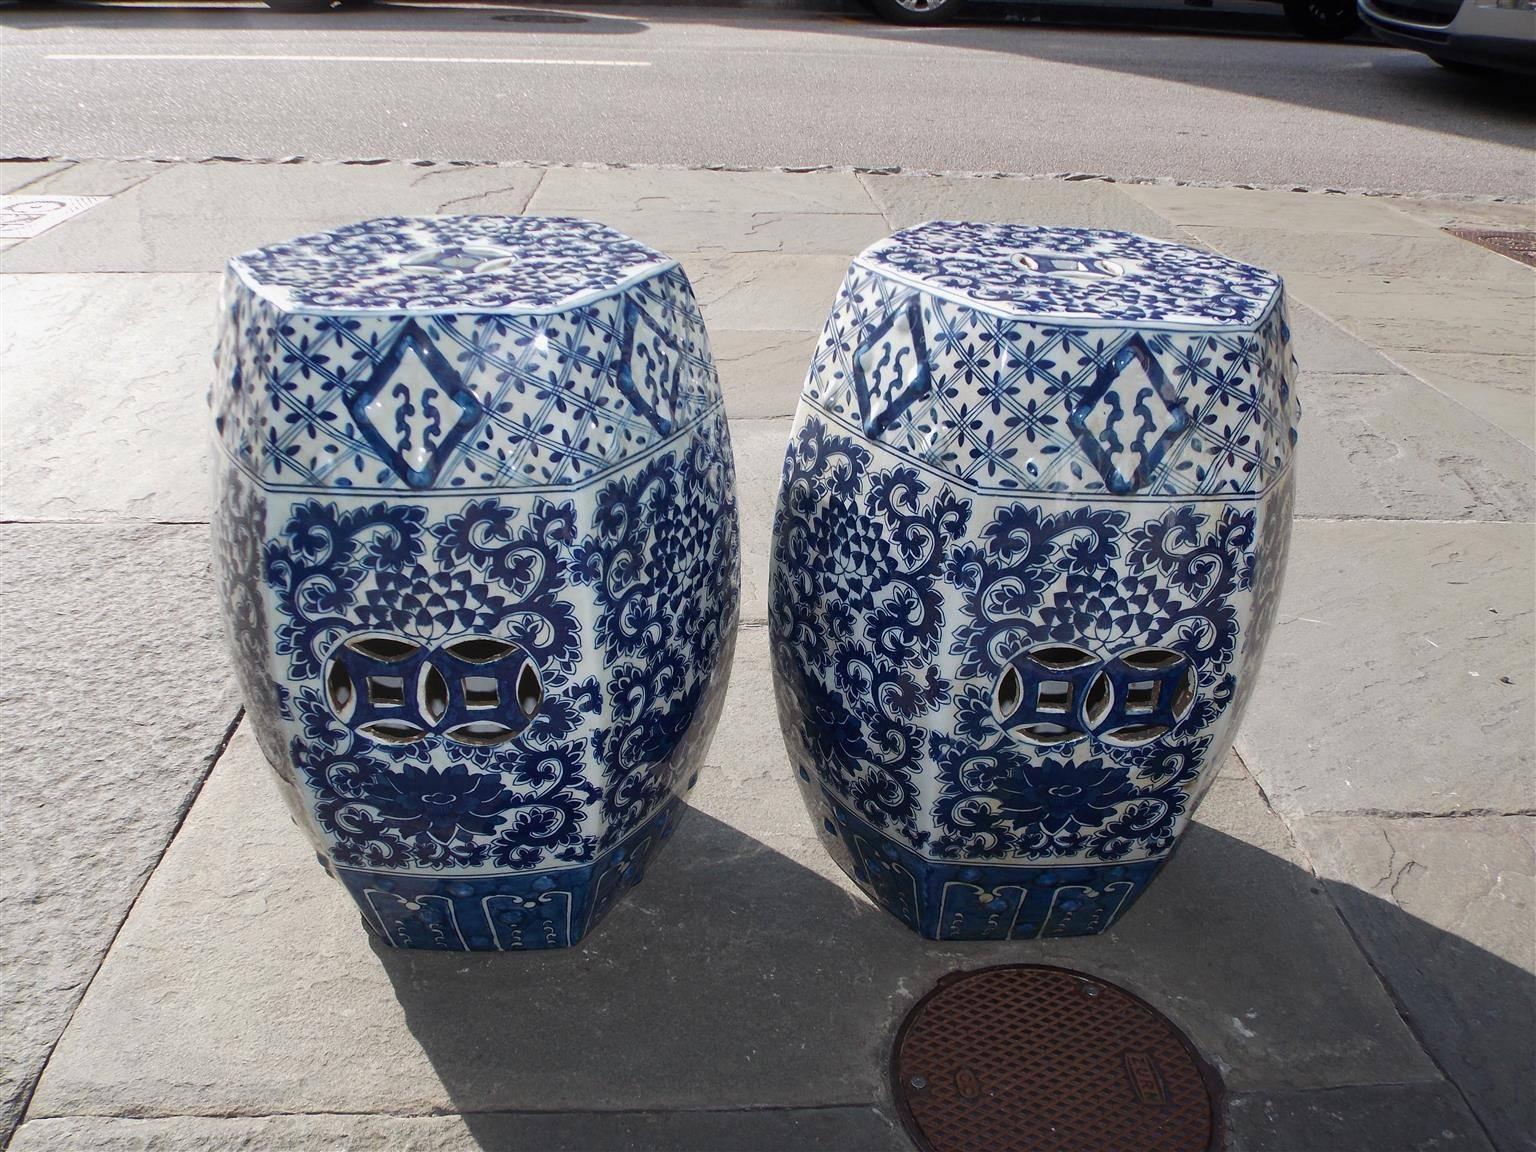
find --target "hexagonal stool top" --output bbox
[804,221,1295,499]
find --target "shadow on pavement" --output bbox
[371,806,1534,1152]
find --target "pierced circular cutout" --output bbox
[996,665,1023,718]
[445,722,519,747]
[446,636,519,664]
[359,719,430,745]
[421,664,449,723]
[1122,648,1184,671]
[345,635,420,663]
[1099,648,1197,747]
[325,659,355,720]
[1083,670,1112,729]
[1027,645,1097,671]
[1014,722,1086,745]
[517,660,543,719]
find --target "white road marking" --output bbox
[47,53,650,67]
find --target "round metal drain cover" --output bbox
[892,964,1220,1152]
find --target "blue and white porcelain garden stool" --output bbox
[210,215,739,952]
[770,222,1298,941]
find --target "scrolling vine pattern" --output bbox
[249,410,737,871]
[772,416,1258,864]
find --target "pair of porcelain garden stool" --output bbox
[210,214,1299,952]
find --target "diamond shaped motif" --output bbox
[1068,334,1189,495]
[617,296,683,436]
[348,320,483,489]
[853,292,932,438]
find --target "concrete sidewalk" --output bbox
[1,160,1532,1152]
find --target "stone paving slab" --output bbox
[1281,277,1535,360]
[527,167,876,215]
[688,252,849,331]
[28,628,1443,1132]
[1293,371,1534,523]
[860,173,1178,236]
[711,329,814,419]
[1236,519,1535,820]
[0,161,73,194]
[1225,1084,1496,1152]
[1288,300,1400,377]
[536,207,889,256]
[1300,814,1536,1151]
[0,524,241,1143]
[0,162,544,273]
[728,419,790,624]
[1120,185,1437,235]
[7,1108,909,1152]
[1,160,166,198]
[1185,225,1533,286]
[1,272,217,522]
[1387,350,1535,451]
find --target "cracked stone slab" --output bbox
[7,1107,908,1152]
[29,630,1436,1124]
[1388,350,1535,449]
[530,208,890,256]
[1,159,167,198]
[713,330,814,420]
[727,417,789,624]
[1121,185,1436,235]
[861,172,1180,237]
[527,167,876,215]
[1225,1084,1496,1151]
[1237,520,1535,819]
[1,273,219,522]
[0,162,543,273]
[1299,814,1536,1152]
[0,161,73,193]
[1294,371,1534,522]
[688,252,850,331]
[0,524,241,1145]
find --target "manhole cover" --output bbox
[892,965,1221,1152]
[1445,228,1536,268]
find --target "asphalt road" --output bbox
[2,1,1533,195]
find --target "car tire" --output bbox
[866,0,967,25]
[1282,0,1360,37]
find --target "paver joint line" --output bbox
[1224,753,1491,1130]
[1314,809,1536,820]
[26,1103,893,1122]
[0,155,1532,202]
[7,709,246,1146]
